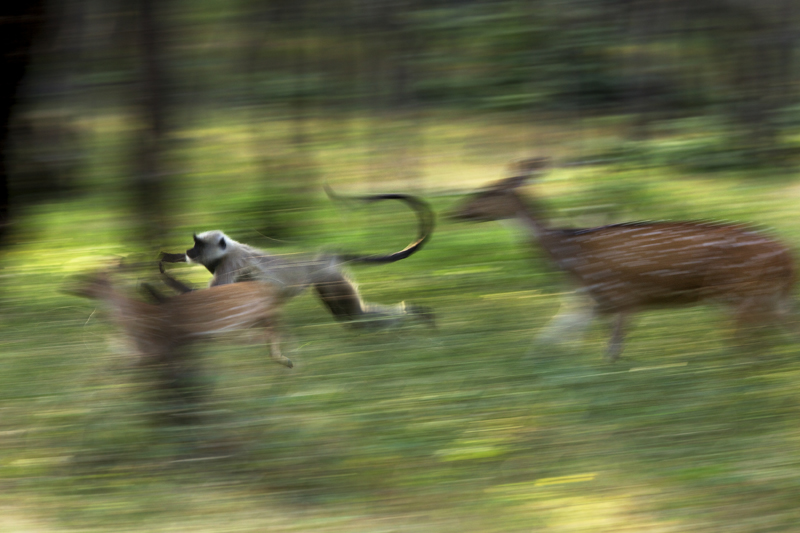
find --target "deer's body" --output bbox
[71,273,293,368]
[454,159,796,360]
[540,221,794,312]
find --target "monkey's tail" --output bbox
[325,186,435,264]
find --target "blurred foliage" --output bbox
[11,0,798,184]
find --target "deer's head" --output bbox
[63,270,115,300]
[451,157,549,222]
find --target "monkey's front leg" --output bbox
[158,252,195,294]
[160,252,187,263]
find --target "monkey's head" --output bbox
[186,230,231,273]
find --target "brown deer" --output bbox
[68,270,293,381]
[68,270,294,421]
[453,158,797,360]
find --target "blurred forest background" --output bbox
[4,0,800,531]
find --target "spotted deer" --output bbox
[453,158,797,360]
[68,270,294,370]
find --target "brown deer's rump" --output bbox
[556,222,794,313]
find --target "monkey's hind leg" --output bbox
[313,274,434,330]
[313,277,364,322]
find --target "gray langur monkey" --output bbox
[158,192,435,330]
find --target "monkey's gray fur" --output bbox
[160,192,435,329]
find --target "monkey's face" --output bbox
[186,231,228,272]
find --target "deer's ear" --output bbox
[499,175,530,190]
[517,157,549,172]
[505,157,550,187]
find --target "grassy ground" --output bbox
[3,110,800,532]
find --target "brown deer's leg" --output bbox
[263,325,293,368]
[731,294,797,350]
[607,312,628,362]
[536,290,596,345]
[147,344,205,425]
[774,294,800,339]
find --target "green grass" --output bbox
[3,110,800,532]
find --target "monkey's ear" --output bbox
[219,237,226,250]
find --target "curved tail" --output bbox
[325,186,435,264]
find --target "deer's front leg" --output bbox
[606,312,628,362]
[264,326,293,368]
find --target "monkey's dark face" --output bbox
[186,231,230,273]
[185,234,204,261]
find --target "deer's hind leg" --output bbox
[140,343,207,425]
[606,312,629,362]
[731,291,799,350]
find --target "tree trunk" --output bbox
[0,1,46,246]
[135,0,169,246]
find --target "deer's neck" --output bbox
[97,288,156,333]
[514,194,581,273]
[516,203,548,238]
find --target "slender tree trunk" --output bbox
[0,1,46,246]
[135,0,169,246]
